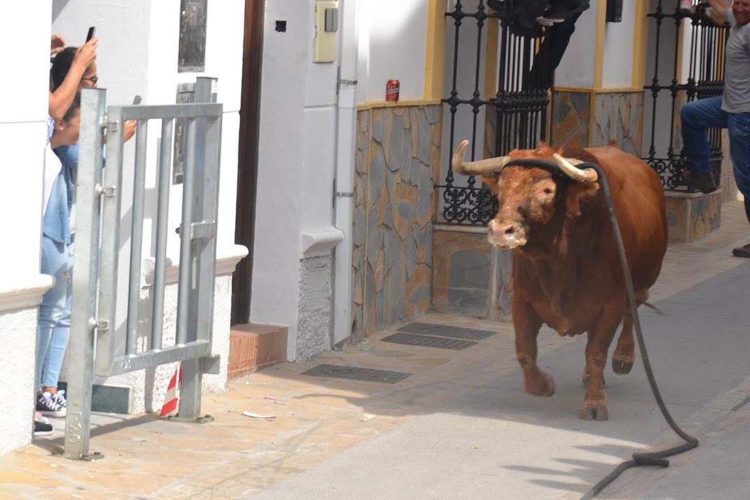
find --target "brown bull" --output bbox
[453,140,667,420]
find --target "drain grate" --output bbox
[301,364,412,383]
[398,322,496,341]
[381,332,476,350]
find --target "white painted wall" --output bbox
[0,3,50,288]
[555,1,598,88]
[602,0,636,88]
[252,1,309,359]
[0,2,54,457]
[357,0,428,103]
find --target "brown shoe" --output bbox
[732,243,750,258]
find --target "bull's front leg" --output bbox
[580,299,624,421]
[513,298,555,397]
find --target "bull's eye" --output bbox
[543,187,553,195]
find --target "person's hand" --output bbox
[73,37,98,70]
[123,120,137,142]
[51,34,65,57]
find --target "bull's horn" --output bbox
[452,140,510,176]
[552,153,598,183]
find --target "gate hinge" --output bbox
[336,191,354,198]
[88,318,110,332]
[106,120,120,133]
[95,184,117,197]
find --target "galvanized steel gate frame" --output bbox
[65,78,223,459]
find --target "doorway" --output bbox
[232,0,265,325]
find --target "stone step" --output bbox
[228,323,287,379]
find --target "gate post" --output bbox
[174,77,220,421]
[64,88,107,460]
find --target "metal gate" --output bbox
[440,0,550,226]
[65,78,223,459]
[643,0,728,190]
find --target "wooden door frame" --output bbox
[232,0,265,325]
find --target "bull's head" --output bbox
[452,140,599,250]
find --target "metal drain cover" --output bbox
[302,364,411,383]
[398,322,496,341]
[381,332,476,350]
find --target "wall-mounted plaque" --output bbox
[178,0,207,72]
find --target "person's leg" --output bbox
[525,12,582,90]
[545,0,590,19]
[681,96,726,175]
[727,113,750,207]
[36,236,73,415]
[727,113,750,257]
[36,237,68,389]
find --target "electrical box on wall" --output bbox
[314,0,338,63]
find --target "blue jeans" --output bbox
[681,95,750,201]
[36,235,73,390]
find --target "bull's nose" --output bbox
[488,219,527,248]
[489,220,515,239]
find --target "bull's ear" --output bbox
[480,174,501,193]
[565,181,600,217]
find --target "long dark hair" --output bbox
[50,47,78,91]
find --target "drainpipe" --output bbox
[332,0,359,346]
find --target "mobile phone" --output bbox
[86,26,95,42]
[132,95,143,105]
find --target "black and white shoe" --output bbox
[34,419,54,437]
[36,391,66,417]
[52,390,67,413]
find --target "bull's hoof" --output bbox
[612,357,634,374]
[579,403,609,421]
[525,373,556,397]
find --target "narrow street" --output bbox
[3,202,749,499]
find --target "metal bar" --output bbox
[178,78,216,419]
[65,88,106,460]
[95,107,125,376]
[107,341,211,376]
[151,119,174,352]
[126,120,149,355]
[175,117,197,346]
[119,103,222,121]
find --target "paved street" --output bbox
[2,201,749,499]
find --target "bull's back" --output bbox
[585,146,668,290]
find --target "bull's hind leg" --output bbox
[580,300,623,421]
[513,299,555,397]
[612,289,648,374]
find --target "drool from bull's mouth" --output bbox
[452,140,668,421]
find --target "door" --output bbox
[232,0,265,325]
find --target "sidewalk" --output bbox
[2,201,749,499]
